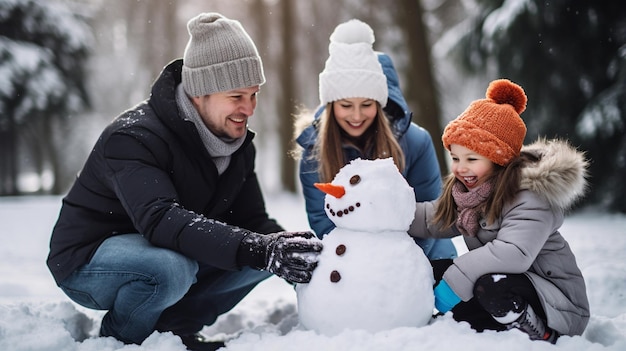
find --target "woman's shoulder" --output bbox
[294,110,317,149]
[399,123,438,159]
[401,123,435,144]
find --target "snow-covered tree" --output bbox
[0,0,92,194]
[447,0,626,212]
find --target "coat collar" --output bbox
[520,138,588,211]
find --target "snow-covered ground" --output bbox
[1,194,625,350]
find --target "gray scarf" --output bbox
[176,84,245,175]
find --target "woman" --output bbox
[294,19,456,260]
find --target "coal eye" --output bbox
[349,175,361,185]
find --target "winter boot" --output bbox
[178,333,225,351]
[509,304,558,344]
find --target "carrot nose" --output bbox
[314,182,345,198]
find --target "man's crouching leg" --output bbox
[155,265,272,344]
[59,234,199,344]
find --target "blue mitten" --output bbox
[434,280,462,313]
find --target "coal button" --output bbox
[336,244,346,256]
[330,270,341,282]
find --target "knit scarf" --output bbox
[451,179,494,237]
[176,84,245,175]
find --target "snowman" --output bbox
[296,158,435,335]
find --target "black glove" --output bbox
[237,231,323,283]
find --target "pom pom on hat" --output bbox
[329,19,375,45]
[442,79,528,166]
[486,79,527,114]
[182,13,265,97]
[319,19,387,107]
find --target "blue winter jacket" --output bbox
[296,53,457,260]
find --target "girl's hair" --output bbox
[314,102,405,182]
[432,151,540,228]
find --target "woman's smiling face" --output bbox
[332,98,377,138]
[449,144,495,189]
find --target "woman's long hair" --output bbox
[314,102,405,182]
[432,151,540,229]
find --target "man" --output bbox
[47,13,322,351]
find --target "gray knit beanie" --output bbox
[182,13,265,97]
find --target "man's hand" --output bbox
[237,231,323,283]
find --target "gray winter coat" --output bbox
[408,139,590,336]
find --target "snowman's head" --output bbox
[314,158,416,232]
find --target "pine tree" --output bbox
[450,0,626,212]
[0,0,92,194]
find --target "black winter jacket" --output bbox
[47,60,283,285]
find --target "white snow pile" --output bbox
[1,194,625,350]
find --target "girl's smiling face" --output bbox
[449,144,495,189]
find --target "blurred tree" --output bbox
[125,0,179,86]
[87,0,183,120]
[279,0,298,192]
[450,0,626,212]
[0,0,472,196]
[396,0,447,176]
[0,0,92,195]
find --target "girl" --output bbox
[294,19,456,260]
[409,79,590,343]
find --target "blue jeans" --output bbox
[59,234,271,344]
[414,237,458,260]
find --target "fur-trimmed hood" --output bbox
[520,138,589,211]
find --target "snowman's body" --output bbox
[296,158,435,335]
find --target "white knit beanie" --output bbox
[319,19,387,107]
[182,13,265,97]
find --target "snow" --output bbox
[1,194,625,350]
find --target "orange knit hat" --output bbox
[442,79,527,166]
